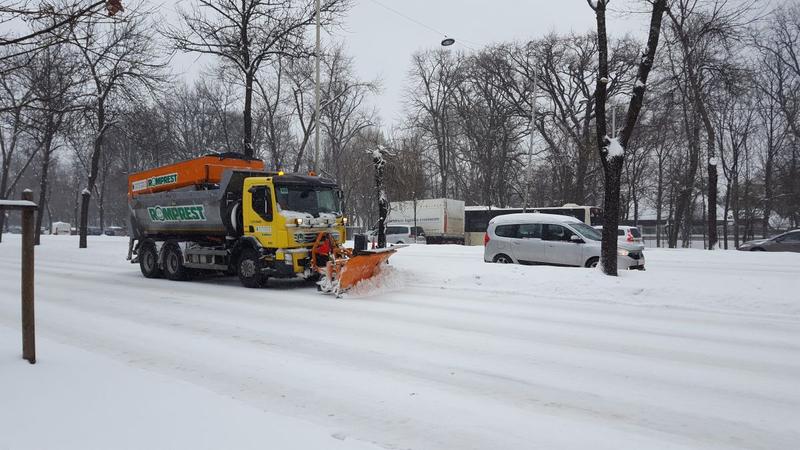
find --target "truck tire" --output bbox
[139,242,162,279]
[238,248,267,288]
[163,243,190,281]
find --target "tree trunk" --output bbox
[707,160,718,249]
[600,160,623,274]
[732,175,740,248]
[80,103,106,248]
[593,0,614,274]
[592,0,666,274]
[34,122,55,246]
[0,206,5,243]
[763,149,774,238]
[656,162,664,248]
[672,117,701,248]
[0,153,10,244]
[79,190,91,247]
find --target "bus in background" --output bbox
[530,204,604,227]
[464,204,603,246]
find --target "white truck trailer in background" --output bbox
[388,198,465,244]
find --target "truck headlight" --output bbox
[294,218,303,226]
[343,217,348,225]
[284,252,293,264]
[617,249,630,257]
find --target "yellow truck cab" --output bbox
[241,174,347,280]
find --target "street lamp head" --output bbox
[441,37,456,47]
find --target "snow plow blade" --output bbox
[311,232,402,296]
[337,248,397,292]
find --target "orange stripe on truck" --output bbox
[128,155,264,197]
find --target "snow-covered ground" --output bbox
[1,235,799,450]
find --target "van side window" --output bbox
[251,186,272,221]
[518,223,541,239]
[543,224,574,241]
[617,229,624,236]
[495,224,518,238]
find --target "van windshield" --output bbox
[571,222,602,241]
[275,185,341,217]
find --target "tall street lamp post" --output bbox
[314,0,321,172]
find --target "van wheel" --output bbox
[585,257,599,268]
[493,254,512,264]
[238,248,267,288]
[139,242,162,279]
[164,243,190,281]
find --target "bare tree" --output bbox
[406,49,464,198]
[168,0,349,159]
[588,0,667,275]
[753,49,788,238]
[70,4,165,247]
[1,0,123,64]
[0,53,35,241]
[319,47,378,211]
[664,0,758,249]
[22,43,80,244]
[451,48,527,207]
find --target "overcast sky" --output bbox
[166,0,649,127]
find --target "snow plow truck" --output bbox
[126,153,396,294]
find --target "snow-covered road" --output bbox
[1,235,799,449]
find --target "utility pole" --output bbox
[313,0,321,172]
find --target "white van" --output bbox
[483,213,645,269]
[367,225,426,245]
[51,222,71,235]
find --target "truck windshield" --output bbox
[275,185,341,217]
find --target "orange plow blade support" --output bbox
[336,248,397,292]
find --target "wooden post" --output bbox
[21,189,35,364]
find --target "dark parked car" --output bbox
[738,230,800,252]
[104,226,126,236]
[87,226,103,236]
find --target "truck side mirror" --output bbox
[570,235,584,243]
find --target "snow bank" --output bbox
[343,264,407,298]
[391,244,800,316]
[0,327,380,450]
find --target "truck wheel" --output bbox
[164,243,190,281]
[238,248,267,288]
[139,242,162,279]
